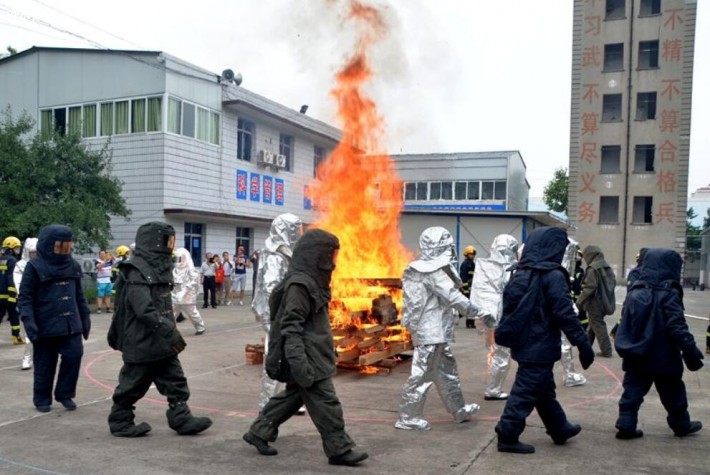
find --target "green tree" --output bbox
[0,110,130,252]
[543,167,569,214]
[0,46,17,59]
[686,207,701,252]
[703,207,710,230]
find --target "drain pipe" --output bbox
[621,0,636,278]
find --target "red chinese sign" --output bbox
[580,172,596,193]
[656,202,674,224]
[579,201,596,223]
[657,170,677,193]
[581,142,597,163]
[582,83,600,104]
[582,46,601,67]
[664,8,684,31]
[581,113,599,135]
[662,39,682,62]
[660,110,679,133]
[661,79,681,101]
[659,140,677,163]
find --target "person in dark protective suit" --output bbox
[614,248,704,440]
[18,225,91,412]
[107,222,212,437]
[243,229,368,467]
[494,227,595,454]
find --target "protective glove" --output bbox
[167,328,187,354]
[290,362,315,388]
[682,346,704,372]
[578,343,595,370]
[284,337,314,388]
[23,320,39,343]
[83,330,90,341]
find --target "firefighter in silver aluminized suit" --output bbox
[13,237,38,370]
[559,239,587,387]
[171,248,206,335]
[470,234,519,401]
[251,213,303,409]
[395,226,485,430]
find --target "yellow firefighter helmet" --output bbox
[116,245,130,257]
[463,245,476,257]
[2,236,21,249]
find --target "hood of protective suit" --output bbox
[561,239,579,276]
[289,228,339,298]
[21,237,38,261]
[582,244,610,270]
[638,248,682,286]
[36,225,74,271]
[134,222,175,278]
[409,227,456,273]
[489,234,518,265]
[173,247,194,272]
[517,227,568,271]
[265,213,303,257]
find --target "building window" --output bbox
[604,43,624,72]
[467,181,480,200]
[441,182,453,200]
[632,196,653,224]
[600,145,621,173]
[454,182,467,200]
[196,107,209,142]
[237,118,255,161]
[639,0,661,17]
[100,102,113,136]
[416,182,427,200]
[636,92,657,120]
[147,97,162,132]
[599,196,620,224]
[481,181,495,200]
[168,98,181,134]
[606,0,625,19]
[404,183,416,200]
[40,109,52,138]
[184,222,204,267]
[115,100,129,134]
[83,104,97,137]
[634,145,655,173]
[210,112,220,145]
[602,94,623,122]
[68,106,82,135]
[314,145,326,178]
[279,134,293,171]
[430,182,442,200]
[638,40,659,69]
[182,103,195,138]
[53,108,67,135]
[236,227,252,256]
[494,181,507,200]
[131,98,146,133]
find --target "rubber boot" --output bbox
[167,401,212,435]
[496,427,535,454]
[108,405,152,437]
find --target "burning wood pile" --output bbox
[330,279,412,369]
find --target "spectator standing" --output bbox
[19,225,91,412]
[200,253,217,309]
[13,237,38,369]
[249,249,260,300]
[213,255,224,305]
[221,251,233,306]
[232,246,249,306]
[94,250,114,314]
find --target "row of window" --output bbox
[599,144,658,174]
[237,117,330,175]
[597,196,655,224]
[606,0,661,20]
[602,40,660,72]
[183,222,252,267]
[403,180,507,202]
[601,92,657,122]
[40,95,220,145]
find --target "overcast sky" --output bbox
[2,0,708,198]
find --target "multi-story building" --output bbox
[568,0,697,277]
[0,47,341,270]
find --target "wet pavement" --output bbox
[0,288,707,474]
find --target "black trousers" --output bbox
[249,377,355,458]
[496,362,573,441]
[616,371,690,432]
[111,355,190,409]
[202,276,216,307]
[33,334,84,407]
[0,300,21,336]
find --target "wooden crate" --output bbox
[245,343,265,365]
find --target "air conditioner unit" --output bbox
[276,155,287,168]
[81,258,96,274]
[257,150,275,166]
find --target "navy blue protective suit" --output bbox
[614,248,704,435]
[495,227,592,445]
[18,225,90,409]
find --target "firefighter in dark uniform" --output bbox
[571,249,589,330]
[1,236,25,345]
[459,245,476,328]
[107,222,212,437]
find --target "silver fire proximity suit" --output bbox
[13,237,37,370]
[251,213,303,409]
[559,240,586,387]
[395,227,484,431]
[470,234,518,400]
[171,248,206,334]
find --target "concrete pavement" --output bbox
[0,289,707,475]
